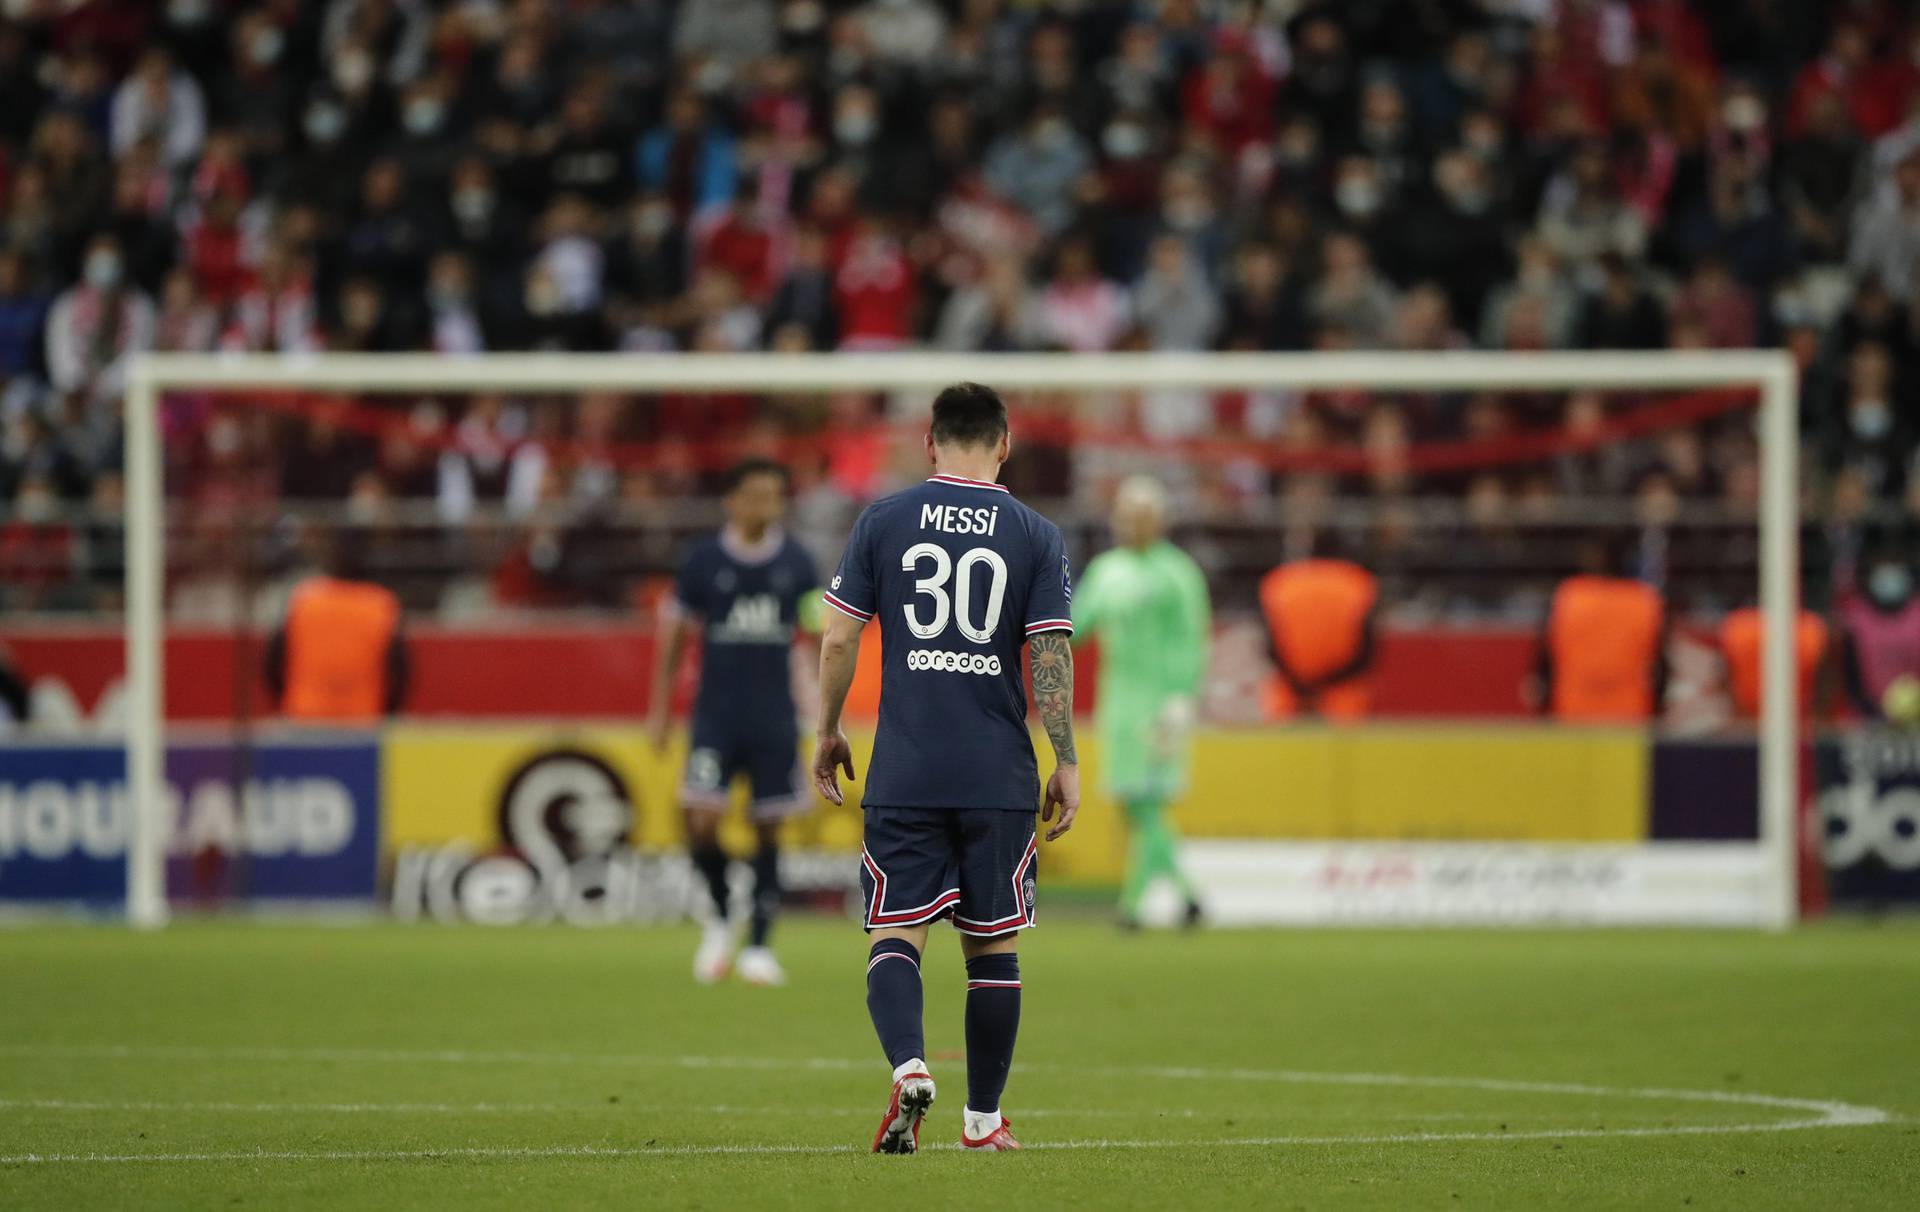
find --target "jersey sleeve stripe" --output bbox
[823,590,872,622]
[1024,618,1074,635]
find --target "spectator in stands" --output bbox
[109,46,205,168]
[1782,91,1866,267]
[672,0,778,84]
[766,226,839,350]
[1827,342,1911,501]
[984,105,1091,238]
[153,267,218,353]
[0,249,49,377]
[1669,257,1757,350]
[636,89,737,218]
[0,0,1910,626]
[1134,234,1219,352]
[1481,236,1578,351]
[1850,151,1920,303]
[1219,241,1306,352]
[1536,140,1649,268]
[1576,254,1667,350]
[0,471,76,612]
[1308,231,1396,350]
[44,233,154,409]
[1031,233,1129,353]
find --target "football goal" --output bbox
[110,349,1799,929]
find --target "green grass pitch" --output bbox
[1,917,1916,1209]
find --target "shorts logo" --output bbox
[1022,877,1036,912]
[686,747,724,791]
[907,649,1003,675]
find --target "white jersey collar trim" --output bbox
[719,525,784,565]
[928,474,1011,494]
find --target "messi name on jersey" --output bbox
[920,503,1001,536]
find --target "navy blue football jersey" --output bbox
[674,529,819,726]
[825,474,1074,811]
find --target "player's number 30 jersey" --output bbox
[824,475,1074,811]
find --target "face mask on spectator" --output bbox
[694,60,731,95]
[453,187,494,222]
[1723,95,1765,134]
[430,281,468,311]
[525,277,561,317]
[207,416,242,458]
[334,49,375,93]
[1443,181,1490,215]
[1164,197,1210,231]
[85,251,122,290]
[1102,122,1148,159]
[634,203,675,239]
[15,488,56,523]
[835,111,877,146]
[1870,564,1913,608]
[249,27,284,65]
[1335,179,1381,218]
[1852,399,1892,440]
[169,0,213,24]
[305,102,347,144]
[1035,119,1072,149]
[405,98,447,137]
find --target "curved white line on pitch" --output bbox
[0,1098,1169,1120]
[0,1043,1889,1165]
[0,1109,1901,1167]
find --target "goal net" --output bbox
[11,350,1802,928]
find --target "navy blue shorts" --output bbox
[682,716,805,820]
[860,806,1038,937]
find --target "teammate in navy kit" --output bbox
[813,383,1080,1154]
[649,458,821,987]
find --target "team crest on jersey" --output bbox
[712,593,785,642]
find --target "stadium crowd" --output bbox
[0,0,1915,613]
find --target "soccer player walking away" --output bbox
[813,383,1079,1155]
[1072,476,1209,929]
[649,458,822,987]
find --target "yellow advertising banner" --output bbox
[382,724,1648,886]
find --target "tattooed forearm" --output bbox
[1029,631,1077,765]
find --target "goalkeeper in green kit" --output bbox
[1071,476,1210,928]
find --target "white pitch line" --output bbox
[0,1044,1887,1125]
[0,1115,1896,1167]
[0,1044,1889,1166]
[0,1098,1174,1120]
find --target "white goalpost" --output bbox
[120,349,1802,929]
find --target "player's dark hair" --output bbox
[929,382,1008,449]
[725,457,789,493]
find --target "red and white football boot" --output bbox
[871,1068,937,1154]
[960,1115,1022,1151]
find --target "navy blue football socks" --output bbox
[866,939,925,1069]
[748,845,780,947]
[690,844,730,920]
[964,953,1022,1113]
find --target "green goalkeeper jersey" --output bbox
[1071,541,1210,797]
